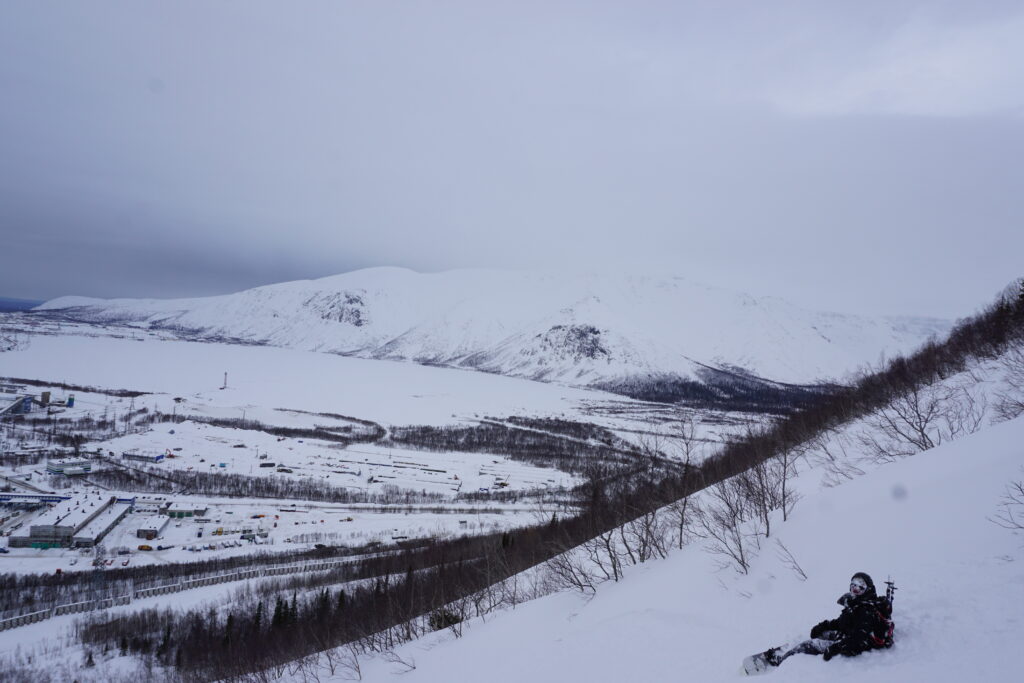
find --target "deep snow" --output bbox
[347,417,1024,683]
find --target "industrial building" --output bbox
[122,451,166,464]
[164,502,209,519]
[8,494,131,548]
[136,516,170,540]
[45,458,92,475]
[133,496,171,514]
[72,500,132,548]
[0,392,33,418]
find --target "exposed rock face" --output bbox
[304,291,367,327]
[530,325,611,364]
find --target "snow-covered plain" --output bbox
[348,415,1024,683]
[0,498,546,576]
[1,330,646,574]
[0,328,631,427]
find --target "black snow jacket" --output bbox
[809,573,892,659]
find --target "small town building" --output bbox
[133,496,171,514]
[45,458,92,475]
[122,451,166,464]
[71,501,132,548]
[164,503,209,519]
[136,516,170,540]
[8,494,130,548]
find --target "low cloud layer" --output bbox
[1,1,1021,317]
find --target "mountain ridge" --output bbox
[35,268,948,406]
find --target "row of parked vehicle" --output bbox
[186,540,244,552]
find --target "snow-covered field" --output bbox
[5,380,1021,681]
[98,422,573,496]
[0,494,556,575]
[0,325,755,577]
[0,321,754,458]
[0,326,629,427]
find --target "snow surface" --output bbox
[344,417,1024,683]
[36,268,949,387]
[0,331,634,427]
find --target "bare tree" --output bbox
[668,410,706,463]
[694,480,761,574]
[665,495,695,550]
[382,650,417,674]
[583,529,623,582]
[664,410,702,549]
[337,645,362,681]
[772,444,804,522]
[859,382,986,462]
[619,510,670,564]
[805,430,866,487]
[994,342,1024,422]
[738,460,780,538]
[990,473,1024,532]
[774,538,808,581]
[544,548,598,594]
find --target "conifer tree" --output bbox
[253,600,264,634]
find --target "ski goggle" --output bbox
[850,579,868,595]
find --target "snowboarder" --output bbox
[745,572,894,673]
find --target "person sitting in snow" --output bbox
[763,572,893,667]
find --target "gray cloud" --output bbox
[1,1,1021,317]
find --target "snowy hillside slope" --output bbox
[35,269,948,399]
[349,415,1024,683]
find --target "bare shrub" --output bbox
[993,342,1024,422]
[990,473,1024,532]
[858,382,986,462]
[543,547,598,594]
[619,510,670,564]
[774,538,808,581]
[694,480,762,574]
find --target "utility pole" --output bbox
[221,372,228,390]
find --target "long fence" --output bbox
[0,557,350,632]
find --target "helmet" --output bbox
[849,572,876,598]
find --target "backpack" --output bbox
[870,595,895,648]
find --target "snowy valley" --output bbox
[0,274,1020,683]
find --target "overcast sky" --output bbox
[1,1,1022,318]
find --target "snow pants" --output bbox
[778,638,836,662]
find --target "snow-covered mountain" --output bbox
[36,268,948,400]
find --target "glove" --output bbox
[822,645,838,662]
[810,620,831,639]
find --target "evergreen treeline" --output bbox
[388,422,639,475]
[0,539,428,618]
[594,370,839,414]
[147,411,386,444]
[89,465,451,505]
[0,376,148,398]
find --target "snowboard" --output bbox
[741,646,786,676]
